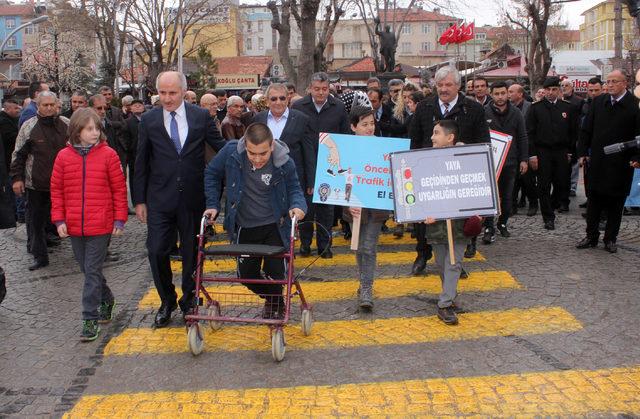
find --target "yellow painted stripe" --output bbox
[104,307,581,356]
[172,250,486,273]
[138,271,521,309]
[64,365,640,417]
[207,233,430,248]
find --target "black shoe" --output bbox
[459,268,469,279]
[98,300,116,323]
[482,228,495,244]
[393,224,404,238]
[518,198,527,208]
[464,241,476,259]
[557,205,569,213]
[327,169,335,176]
[411,254,427,275]
[582,212,588,219]
[576,237,598,249]
[319,249,333,259]
[527,206,538,217]
[623,207,632,216]
[28,259,49,271]
[437,306,458,325]
[579,201,588,208]
[344,231,352,240]
[381,223,390,233]
[263,296,285,319]
[604,241,617,253]
[497,223,510,238]
[544,220,555,230]
[105,251,120,262]
[300,245,311,257]
[569,190,577,197]
[154,301,178,328]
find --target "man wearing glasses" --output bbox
[90,94,128,171]
[577,69,640,253]
[253,83,316,217]
[379,79,405,138]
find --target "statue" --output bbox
[374,17,397,73]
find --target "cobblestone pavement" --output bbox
[1,189,640,417]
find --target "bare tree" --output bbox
[268,0,346,92]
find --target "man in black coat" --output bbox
[124,99,145,205]
[62,91,87,119]
[292,72,350,259]
[378,79,406,138]
[576,69,640,253]
[409,66,490,272]
[0,99,20,174]
[252,83,316,195]
[134,71,226,327]
[482,81,529,243]
[526,77,578,230]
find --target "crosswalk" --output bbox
[63,230,640,416]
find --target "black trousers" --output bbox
[147,202,200,311]
[585,191,625,243]
[127,157,136,206]
[486,165,518,228]
[414,223,433,255]
[537,149,570,222]
[299,194,333,253]
[514,168,538,207]
[236,223,284,297]
[26,189,50,263]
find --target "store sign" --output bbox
[213,74,260,89]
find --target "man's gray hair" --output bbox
[121,95,134,105]
[155,71,188,91]
[434,66,461,86]
[35,90,57,104]
[227,95,244,107]
[388,79,404,88]
[265,83,288,97]
[310,72,329,84]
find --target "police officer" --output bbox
[526,77,578,230]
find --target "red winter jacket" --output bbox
[50,141,128,236]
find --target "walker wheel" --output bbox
[207,304,222,331]
[271,328,286,362]
[187,324,204,356]
[301,309,313,336]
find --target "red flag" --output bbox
[454,23,466,43]
[462,22,475,42]
[445,23,459,44]
[438,25,454,45]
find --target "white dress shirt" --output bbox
[267,108,289,140]
[439,95,459,115]
[163,101,188,147]
[314,100,327,113]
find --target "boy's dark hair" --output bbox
[490,81,508,91]
[349,105,375,127]
[3,98,20,106]
[409,91,425,104]
[285,82,296,92]
[244,122,273,145]
[28,81,43,99]
[588,77,602,85]
[435,119,459,143]
[213,88,227,98]
[473,77,488,87]
[367,88,382,101]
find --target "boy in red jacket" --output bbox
[50,108,128,341]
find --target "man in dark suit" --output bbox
[134,71,226,327]
[124,99,145,204]
[252,83,316,197]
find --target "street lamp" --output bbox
[126,37,135,96]
[0,15,48,56]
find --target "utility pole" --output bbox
[615,0,623,59]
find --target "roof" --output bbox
[375,7,456,23]
[550,29,580,43]
[214,56,273,76]
[581,0,613,15]
[337,56,375,72]
[0,4,34,16]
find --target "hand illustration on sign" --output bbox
[320,133,347,176]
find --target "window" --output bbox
[258,21,263,31]
[246,37,252,50]
[25,24,34,35]
[421,41,431,51]
[422,23,430,34]
[401,24,411,34]
[5,18,15,29]
[6,36,16,48]
[353,26,360,37]
[475,33,486,40]
[258,37,264,50]
[246,21,252,31]
[401,42,411,53]
[341,42,362,58]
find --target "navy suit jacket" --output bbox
[252,109,316,190]
[133,102,226,212]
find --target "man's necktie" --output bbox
[170,111,181,153]
[443,102,449,117]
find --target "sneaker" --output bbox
[358,287,373,310]
[98,301,116,323]
[437,306,458,325]
[497,224,510,238]
[482,228,495,244]
[80,320,100,342]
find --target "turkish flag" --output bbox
[462,22,475,42]
[453,23,465,43]
[438,25,454,45]
[445,23,459,44]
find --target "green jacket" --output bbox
[425,218,467,245]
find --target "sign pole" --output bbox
[446,219,456,265]
[350,213,361,251]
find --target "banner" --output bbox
[625,169,640,207]
[390,144,499,222]
[490,130,513,179]
[312,133,410,210]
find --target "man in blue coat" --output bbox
[134,71,226,327]
[204,123,306,319]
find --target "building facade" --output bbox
[580,0,635,50]
[0,2,40,81]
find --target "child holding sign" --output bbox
[343,106,390,310]
[424,120,471,325]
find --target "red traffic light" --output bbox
[404,168,412,179]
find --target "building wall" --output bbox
[579,0,634,50]
[182,6,241,58]
[0,15,25,52]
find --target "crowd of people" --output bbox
[0,65,639,339]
